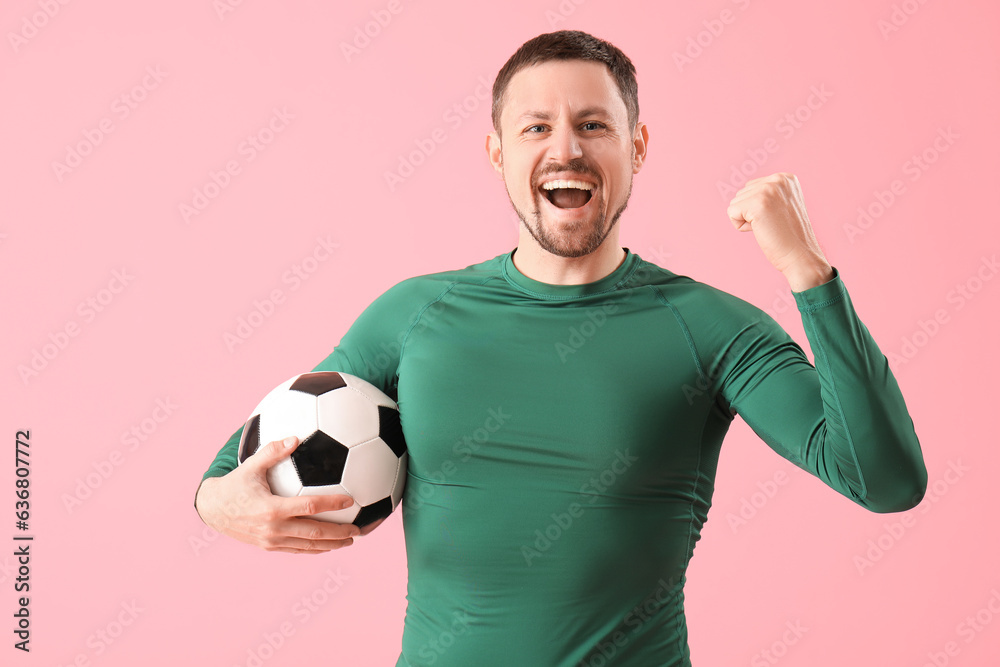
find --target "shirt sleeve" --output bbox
[194,277,435,510]
[715,267,928,513]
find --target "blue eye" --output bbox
[524,122,603,134]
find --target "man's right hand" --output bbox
[194,436,384,554]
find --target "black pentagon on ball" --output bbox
[289,372,347,397]
[378,405,407,457]
[291,430,350,486]
[353,496,394,528]
[238,413,262,464]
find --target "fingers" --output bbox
[262,539,354,555]
[238,439,392,553]
[268,544,349,555]
[261,517,360,554]
[271,500,362,542]
[245,435,300,472]
[262,508,388,554]
[262,532,356,554]
[277,515,360,541]
[276,516,389,553]
[277,492,357,518]
[727,207,753,232]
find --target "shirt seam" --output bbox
[678,415,707,658]
[800,307,868,500]
[648,285,707,379]
[397,276,495,371]
[796,285,847,313]
[501,254,642,301]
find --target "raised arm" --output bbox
[718,171,927,511]
[716,268,927,512]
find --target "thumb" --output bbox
[245,435,300,472]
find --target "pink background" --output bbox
[3,0,999,665]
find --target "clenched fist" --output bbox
[727,172,834,292]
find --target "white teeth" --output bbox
[541,179,595,191]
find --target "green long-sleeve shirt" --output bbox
[199,247,926,666]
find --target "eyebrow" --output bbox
[516,107,612,123]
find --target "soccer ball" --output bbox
[237,371,407,528]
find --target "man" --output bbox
[195,30,927,666]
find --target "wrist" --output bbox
[784,260,834,292]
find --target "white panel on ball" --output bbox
[342,373,397,408]
[315,387,379,447]
[343,439,402,506]
[266,460,304,498]
[255,382,319,447]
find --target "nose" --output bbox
[547,122,583,163]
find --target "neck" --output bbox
[512,233,626,285]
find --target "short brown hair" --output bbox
[491,30,639,138]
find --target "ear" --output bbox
[631,121,649,174]
[486,131,504,179]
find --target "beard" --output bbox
[508,172,633,259]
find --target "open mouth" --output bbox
[539,179,595,210]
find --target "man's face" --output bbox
[487,59,647,258]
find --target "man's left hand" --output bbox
[727,172,835,292]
